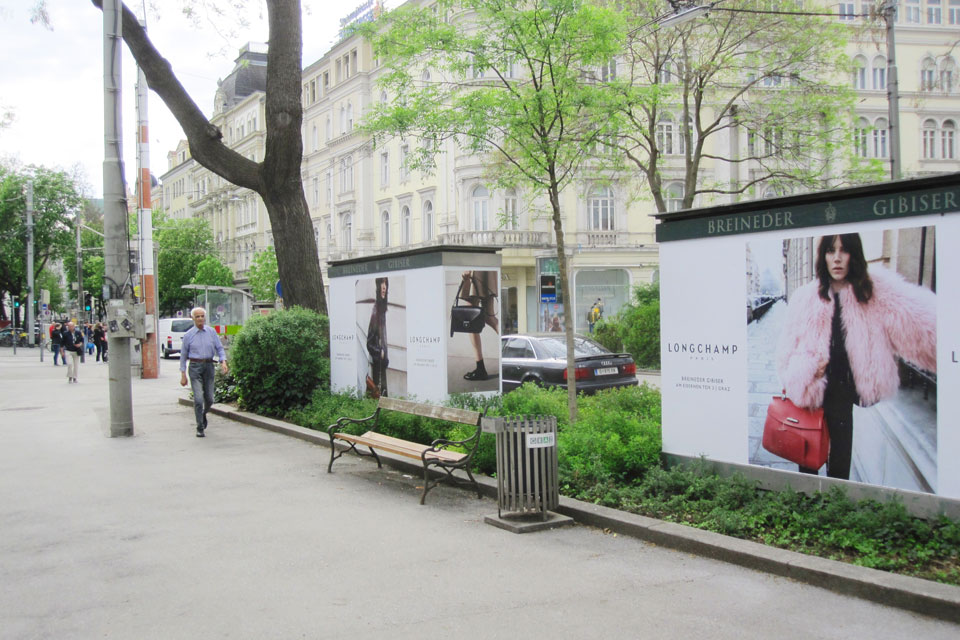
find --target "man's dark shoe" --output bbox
[196,427,205,438]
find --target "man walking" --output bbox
[179,307,228,438]
[49,322,63,366]
[62,321,83,383]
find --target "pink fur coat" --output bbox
[775,266,937,409]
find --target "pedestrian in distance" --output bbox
[93,323,106,362]
[62,321,84,383]
[49,322,63,366]
[775,233,937,480]
[179,307,228,438]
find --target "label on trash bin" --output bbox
[526,432,555,449]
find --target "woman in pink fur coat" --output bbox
[775,233,936,479]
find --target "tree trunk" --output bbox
[90,0,327,315]
[262,188,327,314]
[548,184,578,425]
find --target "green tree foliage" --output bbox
[154,212,216,316]
[592,282,660,369]
[191,255,234,287]
[35,269,64,313]
[0,162,83,322]
[362,0,624,423]
[601,0,883,211]
[230,307,330,416]
[247,247,279,302]
[91,0,327,315]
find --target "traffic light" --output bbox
[13,299,19,308]
[84,293,92,312]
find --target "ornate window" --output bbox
[872,118,889,158]
[922,119,938,159]
[423,200,434,241]
[855,117,870,158]
[504,189,519,230]
[381,210,391,248]
[665,183,684,212]
[928,0,943,23]
[852,56,868,90]
[871,56,886,90]
[656,116,675,155]
[921,58,937,91]
[588,186,614,231]
[942,120,957,159]
[341,213,353,251]
[472,185,489,231]
[941,58,957,93]
[339,156,354,192]
[401,206,411,245]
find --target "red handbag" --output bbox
[762,394,829,469]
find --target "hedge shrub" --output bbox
[230,307,330,416]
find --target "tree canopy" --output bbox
[601,0,882,211]
[363,0,624,421]
[191,255,234,288]
[90,0,327,315]
[0,162,83,322]
[154,212,216,316]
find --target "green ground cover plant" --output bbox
[225,318,959,586]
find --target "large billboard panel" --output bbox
[659,178,959,498]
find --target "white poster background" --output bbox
[660,213,958,498]
[937,213,960,498]
[660,235,749,463]
[405,268,448,403]
[330,275,358,395]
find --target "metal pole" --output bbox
[882,0,901,180]
[136,21,159,380]
[103,0,133,437]
[26,181,36,350]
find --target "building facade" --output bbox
[158,1,960,333]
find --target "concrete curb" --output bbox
[184,397,960,623]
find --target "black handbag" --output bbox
[450,279,485,336]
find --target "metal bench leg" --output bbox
[464,466,481,499]
[327,438,339,473]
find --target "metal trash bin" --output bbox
[494,415,559,521]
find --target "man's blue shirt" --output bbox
[179,325,226,372]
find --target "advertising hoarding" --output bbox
[329,247,501,403]
[657,175,960,498]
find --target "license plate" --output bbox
[595,367,618,376]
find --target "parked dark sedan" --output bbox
[500,334,638,394]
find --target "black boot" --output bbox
[464,360,487,381]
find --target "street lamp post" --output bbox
[880,0,901,180]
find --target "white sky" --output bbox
[0,0,390,198]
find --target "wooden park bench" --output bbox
[327,397,485,505]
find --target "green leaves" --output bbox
[230,307,330,416]
[191,255,234,287]
[247,247,279,302]
[154,212,216,316]
[0,162,83,312]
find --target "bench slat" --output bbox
[333,431,466,463]
[377,397,480,426]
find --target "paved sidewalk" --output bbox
[1,346,958,639]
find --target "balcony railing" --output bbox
[440,229,552,247]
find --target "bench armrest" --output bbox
[327,409,378,437]
[427,423,482,453]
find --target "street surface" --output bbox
[1,346,957,638]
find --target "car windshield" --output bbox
[171,320,194,332]
[536,336,610,359]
